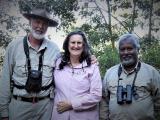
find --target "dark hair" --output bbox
[59,30,91,69]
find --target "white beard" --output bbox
[31,28,46,40]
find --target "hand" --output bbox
[91,55,98,64]
[57,101,72,113]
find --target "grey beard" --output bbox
[31,30,46,40]
[122,58,135,67]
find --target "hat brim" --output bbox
[23,13,58,27]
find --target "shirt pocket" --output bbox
[43,61,54,78]
[135,86,151,101]
[14,60,27,77]
[74,72,90,90]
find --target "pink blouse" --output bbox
[51,59,102,120]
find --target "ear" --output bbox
[136,48,140,54]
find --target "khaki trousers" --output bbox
[9,98,53,120]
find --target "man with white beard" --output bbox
[0,9,60,120]
[101,33,160,120]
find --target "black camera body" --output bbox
[117,85,132,104]
[25,70,42,93]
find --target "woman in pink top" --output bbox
[51,30,102,120]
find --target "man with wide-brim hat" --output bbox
[0,8,60,120]
[23,9,58,27]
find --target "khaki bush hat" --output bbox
[23,9,58,27]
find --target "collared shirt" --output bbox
[0,36,60,117]
[102,62,160,120]
[121,61,139,75]
[51,58,102,120]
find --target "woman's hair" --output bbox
[59,30,91,69]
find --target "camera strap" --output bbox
[23,36,46,72]
[118,62,141,88]
[13,36,54,91]
[132,62,141,87]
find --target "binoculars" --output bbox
[117,85,132,104]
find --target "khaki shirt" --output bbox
[0,36,60,117]
[101,62,160,120]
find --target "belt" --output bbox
[13,95,50,103]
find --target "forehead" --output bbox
[30,17,49,24]
[119,39,135,47]
[69,34,83,41]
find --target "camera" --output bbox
[25,70,42,93]
[117,85,132,104]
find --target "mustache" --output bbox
[122,55,132,59]
[34,30,44,34]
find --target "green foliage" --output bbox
[119,1,132,9]
[68,23,110,46]
[0,0,21,47]
[142,45,160,69]
[137,0,160,32]
[93,44,119,77]
[0,31,12,47]
[140,37,160,69]
[112,0,132,9]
